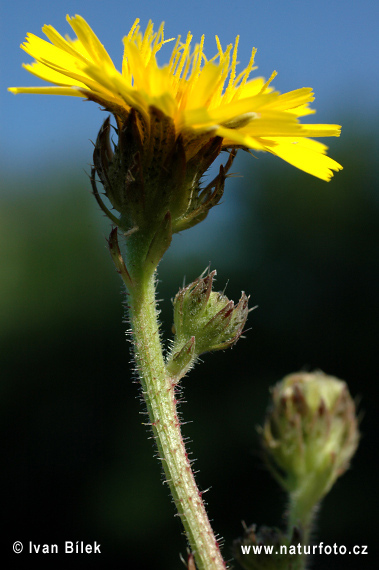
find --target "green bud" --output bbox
[166,270,249,381]
[262,372,359,511]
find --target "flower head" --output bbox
[10,14,342,181]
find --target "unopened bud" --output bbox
[262,372,359,508]
[166,270,249,381]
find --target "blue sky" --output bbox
[1,0,378,184]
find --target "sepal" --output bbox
[166,336,196,382]
[144,211,172,272]
[107,227,133,289]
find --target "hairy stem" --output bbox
[287,492,318,570]
[127,271,226,570]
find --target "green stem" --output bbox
[288,496,313,539]
[287,491,318,570]
[127,271,226,570]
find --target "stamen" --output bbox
[233,47,257,98]
[176,32,192,81]
[168,36,182,73]
[140,20,154,63]
[212,44,232,106]
[224,36,239,100]
[152,22,165,56]
[191,35,205,80]
[259,70,277,94]
[215,36,224,60]
[126,18,140,41]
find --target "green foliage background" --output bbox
[2,119,377,569]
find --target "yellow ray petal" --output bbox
[298,124,342,137]
[266,139,343,181]
[41,26,89,63]
[66,14,115,69]
[214,125,266,150]
[21,33,81,70]
[23,61,87,87]
[266,87,314,110]
[8,86,84,96]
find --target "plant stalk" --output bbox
[126,271,226,570]
[287,492,318,570]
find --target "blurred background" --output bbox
[1,1,378,568]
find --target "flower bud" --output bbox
[166,270,249,381]
[262,372,359,508]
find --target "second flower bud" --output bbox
[166,270,249,381]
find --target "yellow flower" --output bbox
[9,14,342,181]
